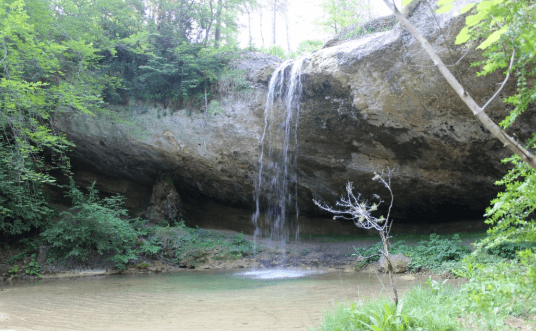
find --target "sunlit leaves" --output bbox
[477,26,509,49]
[459,3,475,14]
[436,4,453,14]
[455,27,471,44]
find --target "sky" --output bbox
[237,0,402,52]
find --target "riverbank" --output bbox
[1,228,484,282]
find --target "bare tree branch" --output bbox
[313,168,399,305]
[482,49,515,111]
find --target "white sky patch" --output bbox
[238,0,402,52]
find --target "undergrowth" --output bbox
[352,234,472,272]
[315,265,536,331]
[316,279,463,331]
[152,222,257,264]
[7,178,258,273]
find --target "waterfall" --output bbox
[252,55,308,243]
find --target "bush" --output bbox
[485,240,536,260]
[454,249,536,317]
[40,179,139,270]
[353,234,471,271]
[296,39,323,54]
[0,142,52,237]
[406,234,471,271]
[259,45,287,59]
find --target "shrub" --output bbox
[296,39,323,54]
[353,234,471,272]
[485,240,536,260]
[259,45,286,59]
[40,179,139,270]
[0,142,52,237]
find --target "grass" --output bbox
[314,274,535,331]
[315,280,463,331]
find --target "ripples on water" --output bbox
[234,269,321,280]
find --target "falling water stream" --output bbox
[251,55,309,243]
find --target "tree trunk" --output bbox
[272,0,277,45]
[214,0,224,48]
[204,0,214,46]
[380,0,536,171]
[260,8,265,47]
[381,232,398,307]
[285,11,291,55]
[245,4,252,49]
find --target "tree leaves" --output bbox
[459,3,475,14]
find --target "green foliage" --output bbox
[296,40,323,54]
[0,142,52,235]
[353,234,471,272]
[315,0,372,34]
[217,69,252,94]
[259,45,287,59]
[455,249,536,317]
[5,251,28,265]
[40,179,139,271]
[341,25,393,40]
[152,223,256,263]
[475,138,536,260]
[23,254,41,277]
[405,234,471,271]
[0,0,121,237]
[8,265,18,274]
[485,240,536,260]
[404,0,536,129]
[316,283,463,331]
[403,0,536,276]
[300,248,309,256]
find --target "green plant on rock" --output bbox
[8,265,18,275]
[23,254,41,277]
[40,179,139,271]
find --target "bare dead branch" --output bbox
[481,49,515,111]
[313,168,399,305]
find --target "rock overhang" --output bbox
[53,0,535,229]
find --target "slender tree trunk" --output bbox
[244,4,253,49]
[272,0,277,45]
[381,232,398,307]
[214,0,224,48]
[380,0,536,170]
[285,11,291,55]
[260,8,265,47]
[204,0,214,46]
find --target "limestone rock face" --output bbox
[53,0,536,232]
[379,253,411,273]
[145,176,186,224]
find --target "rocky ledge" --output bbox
[53,0,535,233]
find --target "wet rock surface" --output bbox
[52,0,535,232]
